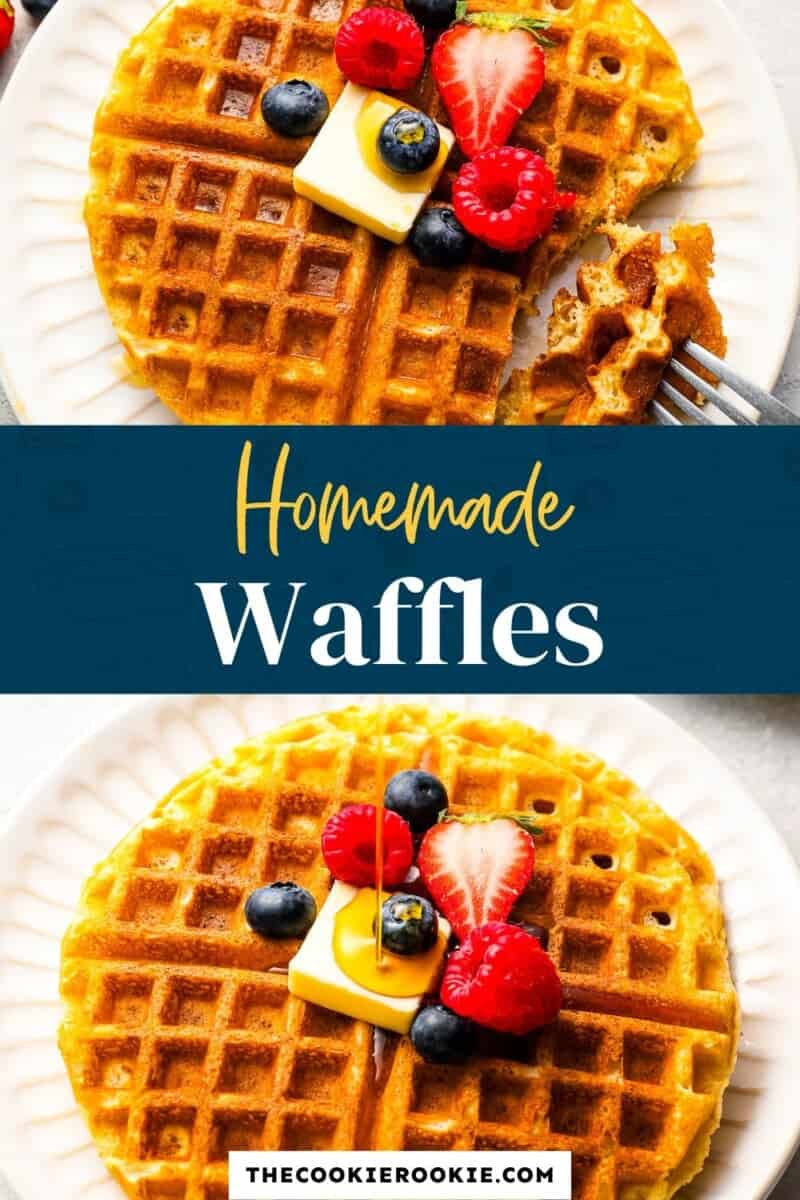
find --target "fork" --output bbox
[651,340,800,426]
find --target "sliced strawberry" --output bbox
[431,9,549,160]
[417,816,534,940]
[0,0,13,54]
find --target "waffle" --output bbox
[85,0,701,424]
[497,222,726,425]
[60,705,738,1200]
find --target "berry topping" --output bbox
[453,146,575,253]
[418,814,535,940]
[376,892,439,955]
[22,0,56,21]
[322,803,413,888]
[410,208,472,270]
[409,207,472,268]
[245,882,317,938]
[335,8,425,92]
[403,0,456,30]
[431,7,549,160]
[261,79,330,137]
[410,1004,475,1063]
[378,109,441,175]
[441,921,562,1035]
[384,768,448,834]
[0,0,13,50]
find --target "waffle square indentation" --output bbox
[95,973,154,1026]
[561,928,612,975]
[209,1109,267,1159]
[141,1105,197,1161]
[217,1042,278,1096]
[292,248,347,299]
[549,1081,605,1137]
[287,1048,348,1100]
[118,877,177,924]
[148,1038,208,1090]
[619,1094,670,1150]
[87,1037,140,1090]
[161,977,222,1029]
[478,1069,532,1125]
[279,1112,339,1150]
[210,787,267,830]
[184,881,243,931]
[622,1031,672,1085]
[196,831,255,878]
[135,826,191,871]
[229,981,288,1033]
[217,300,269,347]
[628,935,674,983]
[553,1020,607,1075]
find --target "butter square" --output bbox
[293,82,454,244]
[288,880,450,1035]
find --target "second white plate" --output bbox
[0,693,799,1199]
[0,0,797,421]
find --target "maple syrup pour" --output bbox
[374,697,387,967]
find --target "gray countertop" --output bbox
[0,693,798,1197]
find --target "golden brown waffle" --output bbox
[60,705,738,1200]
[497,222,726,425]
[85,0,701,424]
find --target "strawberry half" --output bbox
[418,815,535,940]
[431,5,549,160]
[0,0,13,55]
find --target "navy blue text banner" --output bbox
[1,427,799,693]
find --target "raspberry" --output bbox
[452,146,575,254]
[441,921,562,1036]
[321,803,413,888]
[335,8,425,92]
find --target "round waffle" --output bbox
[84,0,702,424]
[59,705,738,1200]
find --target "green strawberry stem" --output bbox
[436,809,543,837]
[453,1,555,46]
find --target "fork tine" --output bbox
[668,359,757,425]
[651,399,683,426]
[683,339,800,425]
[659,380,717,425]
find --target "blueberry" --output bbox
[384,769,447,834]
[261,80,329,138]
[376,893,438,955]
[514,921,550,951]
[409,207,472,268]
[378,109,440,175]
[411,1004,474,1064]
[403,0,456,28]
[245,882,317,938]
[21,0,58,16]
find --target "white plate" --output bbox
[0,0,797,422]
[0,693,799,1199]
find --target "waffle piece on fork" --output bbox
[497,222,726,424]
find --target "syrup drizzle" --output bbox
[374,697,386,967]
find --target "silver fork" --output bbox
[651,340,800,426]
